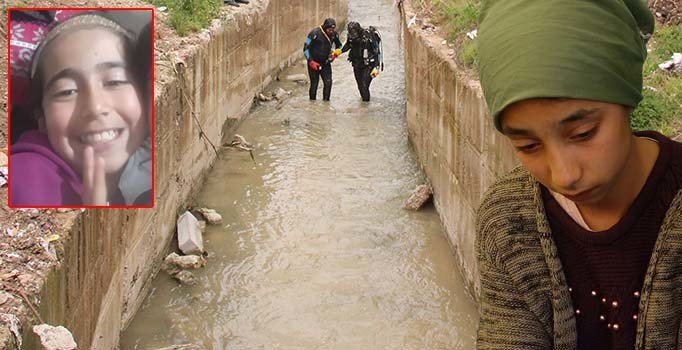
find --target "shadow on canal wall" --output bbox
[401,1,517,299]
[7,1,348,349]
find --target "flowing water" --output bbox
[120,1,478,348]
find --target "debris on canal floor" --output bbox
[162,252,205,286]
[171,271,197,286]
[196,208,222,225]
[404,183,433,210]
[32,324,77,350]
[285,73,307,82]
[222,134,256,163]
[154,344,202,350]
[177,211,204,255]
[257,87,292,104]
[163,253,206,272]
[257,93,272,102]
[273,87,290,101]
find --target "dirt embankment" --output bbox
[650,0,682,25]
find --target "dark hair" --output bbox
[136,21,152,119]
[322,18,336,29]
[347,21,363,40]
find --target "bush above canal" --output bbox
[150,0,222,36]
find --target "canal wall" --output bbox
[401,1,517,298]
[1,1,348,349]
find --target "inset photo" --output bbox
[8,8,154,208]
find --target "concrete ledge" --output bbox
[0,1,347,349]
[402,0,517,299]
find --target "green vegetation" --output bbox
[151,0,222,36]
[632,25,682,133]
[458,38,477,69]
[424,0,681,135]
[3,0,32,14]
[4,0,222,36]
[430,0,481,70]
[434,0,480,41]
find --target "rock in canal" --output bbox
[273,87,289,101]
[197,208,222,225]
[286,73,308,82]
[163,252,206,270]
[154,344,202,350]
[257,93,272,102]
[403,184,433,210]
[172,271,197,286]
[177,211,204,255]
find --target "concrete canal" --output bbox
[121,0,478,348]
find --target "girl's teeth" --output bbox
[82,130,118,144]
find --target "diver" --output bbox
[341,21,383,102]
[303,18,344,101]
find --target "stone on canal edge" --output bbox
[154,344,202,350]
[286,73,307,82]
[32,324,77,350]
[257,93,272,102]
[163,252,206,270]
[273,87,289,101]
[403,184,433,210]
[197,208,222,225]
[177,211,204,255]
[172,271,197,285]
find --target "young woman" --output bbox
[10,12,150,206]
[474,1,681,349]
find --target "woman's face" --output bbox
[501,98,634,205]
[39,28,146,176]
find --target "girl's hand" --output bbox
[82,146,108,205]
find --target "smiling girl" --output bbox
[10,12,150,206]
[474,0,682,349]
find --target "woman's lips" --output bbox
[78,128,123,152]
[80,129,121,145]
[563,187,597,202]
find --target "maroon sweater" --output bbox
[542,131,682,350]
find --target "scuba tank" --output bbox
[367,26,383,71]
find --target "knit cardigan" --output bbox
[475,166,682,349]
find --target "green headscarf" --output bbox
[477,0,655,131]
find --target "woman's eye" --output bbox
[572,128,597,141]
[104,80,130,87]
[516,143,540,154]
[53,89,77,98]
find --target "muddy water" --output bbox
[120,1,478,349]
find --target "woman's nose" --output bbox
[80,82,111,119]
[549,150,582,190]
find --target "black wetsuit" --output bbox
[341,28,381,101]
[303,27,343,101]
